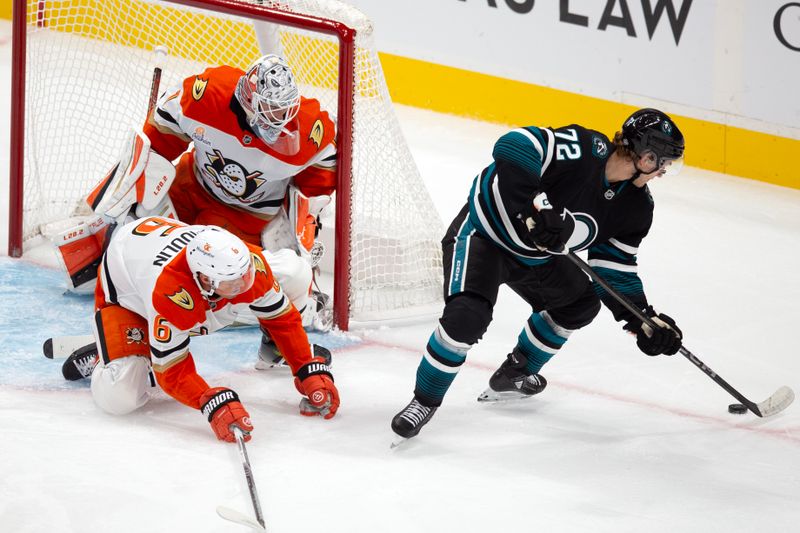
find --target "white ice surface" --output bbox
[1,20,800,533]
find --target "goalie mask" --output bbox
[186,228,255,299]
[235,54,301,145]
[621,108,685,176]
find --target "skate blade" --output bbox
[254,358,289,371]
[390,435,409,450]
[476,387,534,403]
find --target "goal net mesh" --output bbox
[19,0,444,323]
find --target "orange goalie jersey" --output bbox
[96,217,313,408]
[143,65,337,222]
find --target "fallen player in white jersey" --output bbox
[55,216,339,443]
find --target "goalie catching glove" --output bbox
[624,306,683,356]
[200,387,254,443]
[294,358,339,419]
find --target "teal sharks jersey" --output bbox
[466,124,655,320]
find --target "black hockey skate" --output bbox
[255,334,332,370]
[477,348,547,402]
[61,343,100,381]
[391,398,438,447]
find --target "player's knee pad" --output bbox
[93,305,150,363]
[439,292,494,346]
[548,287,601,330]
[263,249,313,310]
[91,356,153,415]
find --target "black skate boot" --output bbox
[61,343,100,381]
[256,334,332,370]
[477,348,547,402]
[391,398,438,446]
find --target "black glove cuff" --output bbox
[295,359,333,382]
[201,388,240,422]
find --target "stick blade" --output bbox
[43,335,95,359]
[753,386,795,418]
[216,506,266,532]
[43,338,54,359]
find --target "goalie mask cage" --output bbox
[9,0,444,330]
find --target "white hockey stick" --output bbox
[42,335,95,359]
[44,323,235,360]
[749,385,795,418]
[217,427,267,531]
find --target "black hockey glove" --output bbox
[520,192,566,253]
[624,306,683,356]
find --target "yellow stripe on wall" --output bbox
[2,0,12,20]
[379,53,799,190]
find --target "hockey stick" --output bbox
[43,335,95,359]
[565,252,794,418]
[216,426,267,532]
[148,46,168,116]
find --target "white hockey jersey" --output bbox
[144,65,337,218]
[97,216,312,408]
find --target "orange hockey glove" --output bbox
[199,387,253,443]
[294,358,340,419]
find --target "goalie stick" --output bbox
[565,252,794,418]
[147,46,168,116]
[217,426,267,531]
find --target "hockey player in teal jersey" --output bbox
[391,108,686,442]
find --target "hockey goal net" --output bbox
[9,0,444,330]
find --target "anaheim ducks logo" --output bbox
[125,327,146,345]
[252,253,266,275]
[168,288,195,310]
[192,77,209,100]
[308,119,324,149]
[203,149,266,203]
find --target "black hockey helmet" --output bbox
[621,108,685,173]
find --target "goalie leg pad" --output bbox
[134,194,177,221]
[90,356,154,415]
[260,209,297,252]
[88,129,176,221]
[52,216,112,293]
[263,249,313,315]
[285,186,331,265]
[92,305,151,365]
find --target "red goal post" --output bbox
[9,0,444,330]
